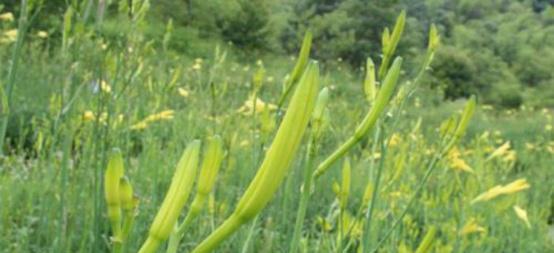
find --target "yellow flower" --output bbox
[447,148,474,173]
[486,141,511,161]
[130,110,175,130]
[100,80,112,93]
[177,88,189,97]
[236,97,277,116]
[388,133,401,147]
[513,205,531,228]
[83,111,96,121]
[460,218,486,235]
[1,29,18,43]
[37,31,48,38]
[0,12,14,22]
[525,142,536,151]
[471,178,530,204]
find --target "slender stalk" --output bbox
[241,216,259,253]
[0,0,28,155]
[362,127,385,250]
[289,135,318,253]
[191,215,243,253]
[166,204,201,253]
[369,149,446,253]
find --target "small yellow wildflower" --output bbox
[447,148,474,173]
[1,29,18,43]
[100,80,112,93]
[236,97,277,116]
[0,12,14,22]
[388,133,401,147]
[486,141,511,161]
[513,205,531,228]
[37,31,48,38]
[177,88,190,98]
[83,111,96,121]
[130,110,175,130]
[471,178,530,204]
[460,218,486,235]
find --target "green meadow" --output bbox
[1,1,553,252]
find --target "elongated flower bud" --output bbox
[120,177,134,212]
[313,57,403,178]
[428,24,440,51]
[104,148,124,242]
[279,31,313,106]
[363,58,377,103]
[379,11,406,79]
[312,87,330,139]
[443,96,476,153]
[288,31,312,88]
[453,96,476,140]
[389,10,406,55]
[189,135,224,212]
[381,27,390,54]
[192,61,320,253]
[415,226,437,253]
[119,177,135,240]
[138,141,201,253]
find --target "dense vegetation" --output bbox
[1,1,553,253]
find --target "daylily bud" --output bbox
[415,226,437,253]
[428,24,440,51]
[192,61,320,253]
[313,57,403,178]
[104,149,125,241]
[363,58,377,103]
[312,87,330,139]
[138,141,201,253]
[279,31,313,106]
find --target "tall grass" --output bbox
[0,1,553,253]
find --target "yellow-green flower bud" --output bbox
[104,148,124,241]
[363,58,377,103]
[288,31,312,87]
[312,87,330,139]
[119,177,134,212]
[428,24,440,51]
[192,61,320,253]
[415,226,437,253]
[188,135,224,214]
[453,96,476,140]
[313,57,403,178]
[381,27,390,54]
[379,11,406,79]
[444,96,476,152]
[138,140,201,253]
[279,31,313,106]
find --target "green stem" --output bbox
[369,150,446,253]
[166,205,200,253]
[191,215,243,253]
[0,0,28,155]
[240,215,259,253]
[362,127,384,251]
[289,136,318,253]
[138,237,161,253]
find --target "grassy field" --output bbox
[1,2,553,253]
